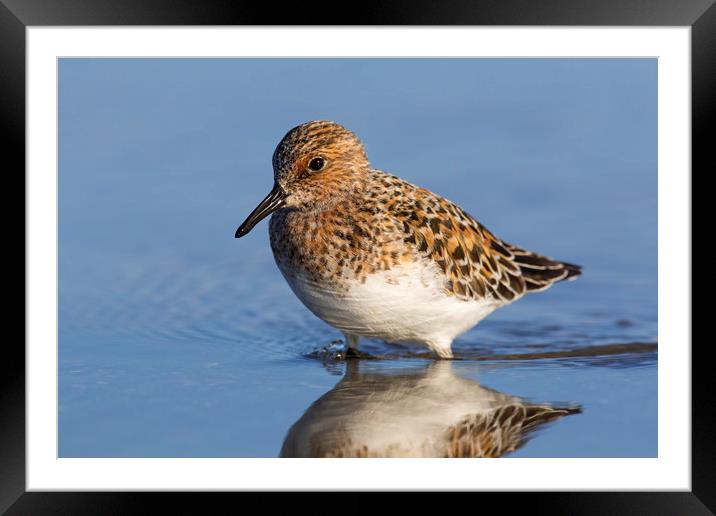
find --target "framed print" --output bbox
[7,0,710,512]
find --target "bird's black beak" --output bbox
[235,183,287,238]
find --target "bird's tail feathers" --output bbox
[505,243,582,293]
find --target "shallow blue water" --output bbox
[59,58,657,457]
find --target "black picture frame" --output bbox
[6,0,708,513]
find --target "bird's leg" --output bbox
[344,333,360,350]
[427,338,454,360]
[344,334,363,358]
[343,334,376,359]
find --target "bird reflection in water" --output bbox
[280,361,581,458]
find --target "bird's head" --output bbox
[236,120,370,238]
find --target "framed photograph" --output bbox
[8,0,708,512]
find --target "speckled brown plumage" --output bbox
[444,403,581,458]
[266,121,580,303]
[237,120,582,357]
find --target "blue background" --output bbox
[59,59,657,457]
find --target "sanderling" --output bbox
[280,361,582,458]
[236,120,581,358]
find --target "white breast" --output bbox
[278,259,501,355]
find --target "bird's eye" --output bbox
[308,157,326,172]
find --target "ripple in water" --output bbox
[60,254,657,367]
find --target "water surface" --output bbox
[59,58,657,457]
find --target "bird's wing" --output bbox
[393,182,581,303]
[446,403,582,457]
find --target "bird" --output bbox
[280,361,582,458]
[235,120,581,359]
